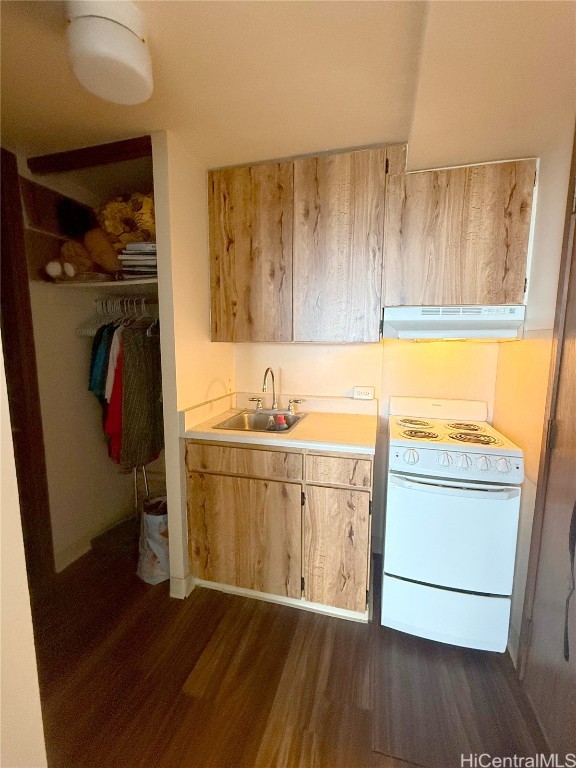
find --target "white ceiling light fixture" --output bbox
[65,0,153,105]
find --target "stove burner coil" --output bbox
[402,429,439,440]
[446,422,484,432]
[398,418,431,427]
[448,432,500,445]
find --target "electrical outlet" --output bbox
[353,386,375,400]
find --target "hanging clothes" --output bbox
[120,327,163,467]
[89,323,115,403]
[104,326,123,403]
[86,298,163,470]
[104,340,124,464]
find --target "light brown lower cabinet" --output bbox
[303,485,370,613]
[187,472,302,599]
[186,440,373,616]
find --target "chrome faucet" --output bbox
[262,367,278,410]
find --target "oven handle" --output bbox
[389,472,520,501]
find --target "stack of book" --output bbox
[118,242,157,279]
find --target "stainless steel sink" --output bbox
[213,409,306,434]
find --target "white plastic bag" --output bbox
[137,497,169,585]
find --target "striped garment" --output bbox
[120,327,164,468]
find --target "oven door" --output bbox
[383,472,520,595]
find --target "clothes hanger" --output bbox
[76,297,111,336]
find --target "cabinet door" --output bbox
[293,148,387,342]
[303,485,370,612]
[188,472,301,598]
[383,159,536,305]
[209,161,293,341]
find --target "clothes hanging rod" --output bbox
[77,296,159,337]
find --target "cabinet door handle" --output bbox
[389,472,519,501]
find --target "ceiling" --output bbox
[0,1,427,169]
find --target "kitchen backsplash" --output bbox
[233,340,500,421]
[181,339,504,433]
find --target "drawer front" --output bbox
[186,441,303,481]
[381,575,511,652]
[305,453,372,488]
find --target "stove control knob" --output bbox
[477,456,491,471]
[456,453,473,469]
[403,449,419,465]
[438,451,453,467]
[496,458,511,473]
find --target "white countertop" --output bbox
[184,409,377,455]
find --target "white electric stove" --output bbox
[381,397,523,653]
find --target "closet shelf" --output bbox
[51,277,158,287]
[25,224,68,241]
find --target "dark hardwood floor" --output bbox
[30,543,547,768]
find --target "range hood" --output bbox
[382,305,526,340]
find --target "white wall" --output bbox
[379,340,500,419]
[160,136,235,411]
[493,338,553,484]
[234,343,383,401]
[152,131,235,597]
[1,344,48,768]
[234,341,499,418]
[493,336,554,659]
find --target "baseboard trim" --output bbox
[507,623,520,668]
[170,573,195,599]
[192,579,369,623]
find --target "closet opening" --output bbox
[1,138,170,712]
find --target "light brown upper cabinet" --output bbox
[292,147,389,342]
[209,161,293,341]
[208,144,406,344]
[383,158,537,306]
